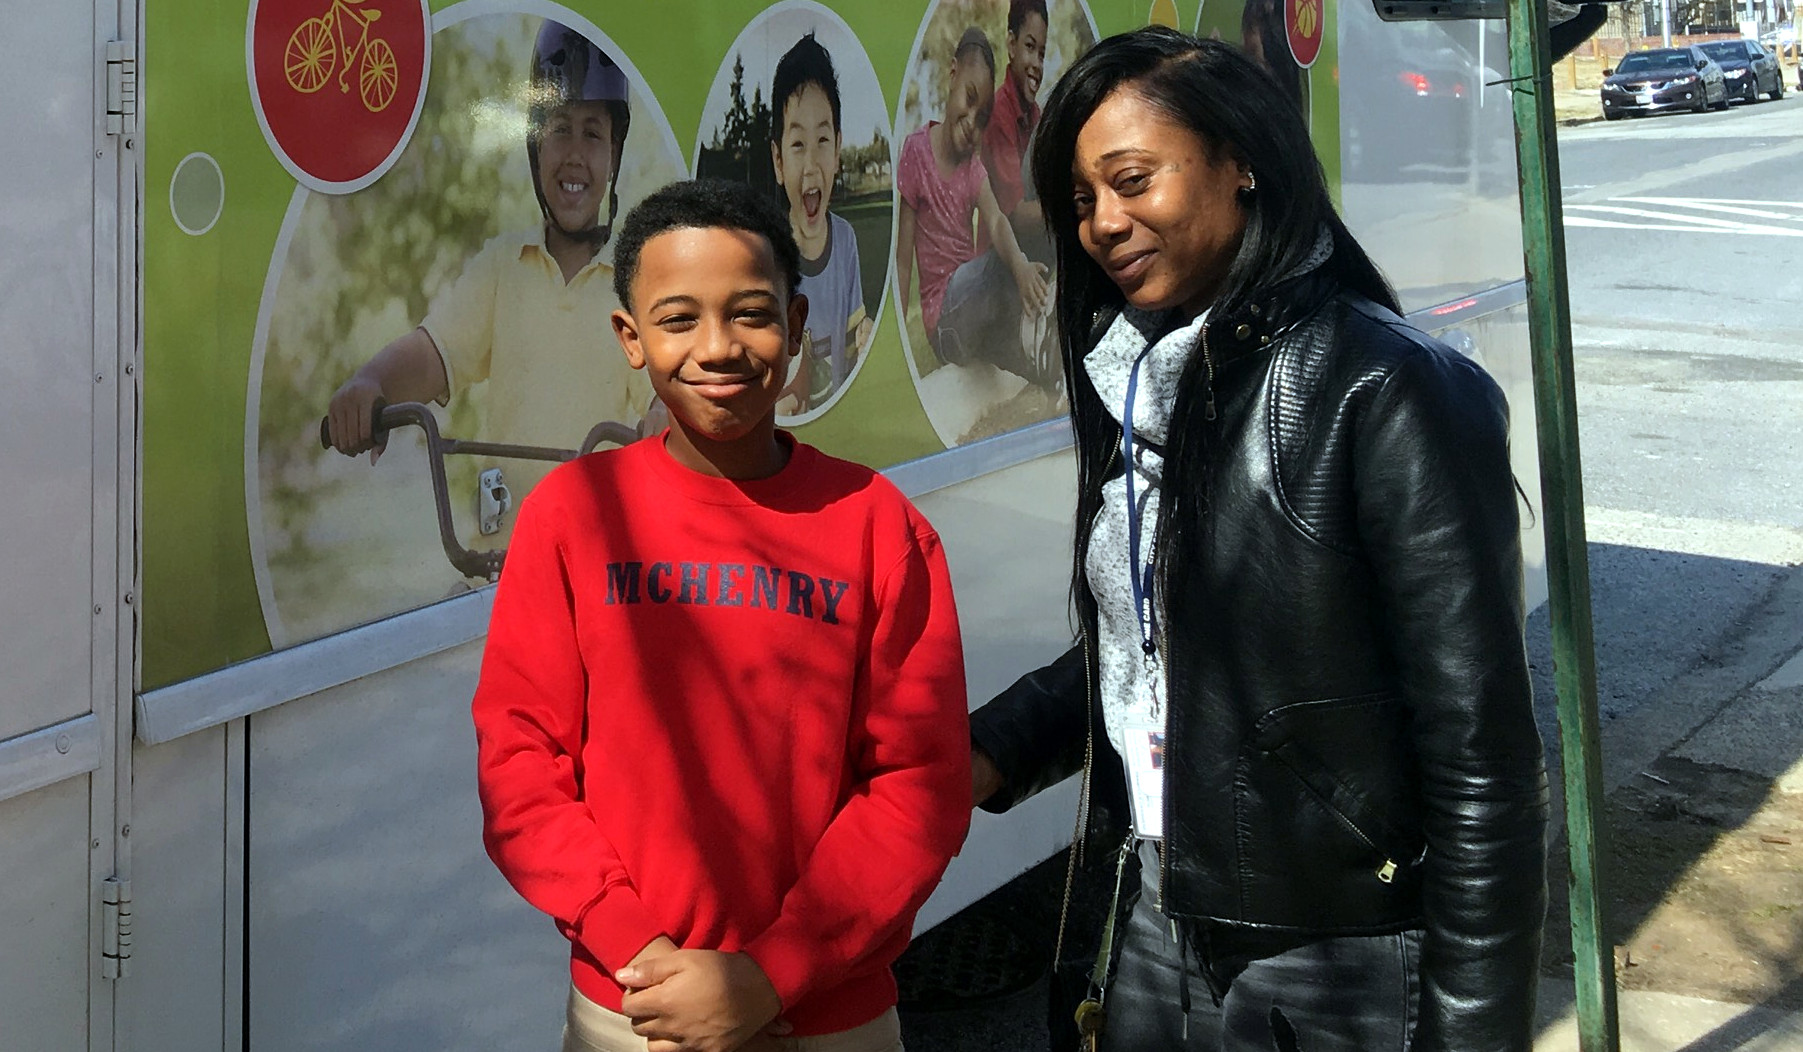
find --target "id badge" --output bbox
[1123,724,1165,841]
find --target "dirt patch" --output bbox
[1544,755,1803,1009]
[960,382,1068,445]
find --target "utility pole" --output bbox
[1663,0,1673,47]
[1505,0,1623,1044]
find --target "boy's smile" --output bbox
[771,83,841,259]
[612,227,808,478]
[539,100,614,236]
[1009,13,1047,100]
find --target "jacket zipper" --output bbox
[1052,435,1122,967]
[1155,610,1171,902]
[1276,754,1402,883]
[1199,322,1218,421]
[1052,630,1099,968]
[1159,318,1208,901]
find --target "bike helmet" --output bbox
[527,21,632,245]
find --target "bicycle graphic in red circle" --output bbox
[248,0,431,193]
[1285,0,1323,69]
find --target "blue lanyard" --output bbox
[1122,348,1158,657]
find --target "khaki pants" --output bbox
[561,985,904,1052]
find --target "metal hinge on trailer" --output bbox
[105,41,137,136]
[102,877,132,980]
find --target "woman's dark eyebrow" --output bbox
[1097,147,1157,163]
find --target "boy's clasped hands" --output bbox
[616,937,789,1052]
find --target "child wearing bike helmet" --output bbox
[324,20,653,516]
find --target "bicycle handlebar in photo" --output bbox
[318,400,639,580]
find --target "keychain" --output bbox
[1075,997,1105,1052]
[1074,837,1134,1052]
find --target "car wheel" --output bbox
[1714,85,1731,110]
[1604,108,1622,120]
[1745,80,1761,103]
[1694,92,1709,113]
[1772,77,1785,101]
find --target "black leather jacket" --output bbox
[970,276,1548,1052]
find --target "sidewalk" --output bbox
[1537,983,1803,1051]
[1535,565,1803,1051]
[1557,87,1604,126]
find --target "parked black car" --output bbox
[1698,39,1785,102]
[1600,47,1729,119]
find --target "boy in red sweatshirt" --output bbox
[472,178,971,1052]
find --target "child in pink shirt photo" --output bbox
[895,27,1052,388]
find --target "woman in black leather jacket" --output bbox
[968,28,1548,1052]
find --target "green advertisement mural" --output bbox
[142,0,1342,688]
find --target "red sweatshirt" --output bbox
[472,434,971,1035]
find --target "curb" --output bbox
[1536,981,1803,1051]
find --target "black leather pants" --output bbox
[1096,851,1422,1052]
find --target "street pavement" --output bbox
[1560,93,1803,533]
[1530,96,1803,1049]
[898,89,1803,1051]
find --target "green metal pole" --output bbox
[1504,5,1621,1052]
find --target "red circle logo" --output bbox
[247,0,431,193]
[1286,0,1324,69]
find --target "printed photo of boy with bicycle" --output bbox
[322,19,660,535]
[253,15,685,648]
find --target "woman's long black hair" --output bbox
[1029,26,1399,638]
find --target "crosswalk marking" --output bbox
[1565,218,1803,236]
[1566,204,1777,230]
[1563,195,1803,237]
[1614,196,1803,221]
[1622,196,1803,210]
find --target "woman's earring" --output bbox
[1243,171,1257,195]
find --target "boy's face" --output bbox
[538,100,614,233]
[943,58,995,161]
[1008,14,1048,100]
[770,83,841,247]
[611,227,807,444]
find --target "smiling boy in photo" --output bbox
[982,0,1049,255]
[769,32,872,414]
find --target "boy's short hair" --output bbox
[954,27,997,78]
[1008,0,1049,34]
[769,32,843,141]
[612,180,804,309]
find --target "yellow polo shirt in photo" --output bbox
[421,226,650,504]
